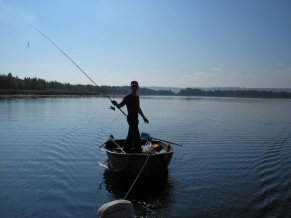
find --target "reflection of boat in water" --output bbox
[101,168,174,217]
[100,137,174,180]
[102,168,168,197]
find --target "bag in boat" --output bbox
[141,141,155,153]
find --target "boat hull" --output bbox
[103,139,174,179]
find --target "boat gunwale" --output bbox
[103,138,174,156]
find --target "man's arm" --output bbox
[139,108,149,124]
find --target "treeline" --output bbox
[1,73,291,98]
[178,88,291,98]
[0,73,174,95]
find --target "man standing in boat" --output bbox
[111,81,149,153]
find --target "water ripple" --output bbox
[1,97,291,217]
[251,122,291,217]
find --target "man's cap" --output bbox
[130,81,139,86]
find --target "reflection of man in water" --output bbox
[111,81,149,153]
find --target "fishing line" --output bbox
[28,25,148,201]
[124,154,150,200]
[29,25,126,116]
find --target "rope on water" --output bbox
[124,154,150,200]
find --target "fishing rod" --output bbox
[29,25,126,116]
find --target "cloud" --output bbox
[91,66,291,88]
[212,67,223,73]
[273,67,291,87]
[175,66,291,88]
[275,67,291,77]
[179,67,229,87]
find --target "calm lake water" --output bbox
[1,96,291,217]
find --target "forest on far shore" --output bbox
[1,73,291,98]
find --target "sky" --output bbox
[0,0,291,88]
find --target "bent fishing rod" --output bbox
[29,25,126,116]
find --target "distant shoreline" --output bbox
[1,73,291,99]
[1,89,291,100]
